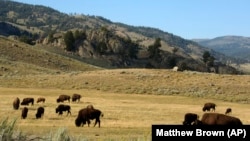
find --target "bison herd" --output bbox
[183,102,243,125]
[12,93,104,128]
[12,96,245,129]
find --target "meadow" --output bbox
[0,69,250,140]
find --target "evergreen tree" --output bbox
[64,31,75,51]
[203,51,215,67]
[148,38,161,61]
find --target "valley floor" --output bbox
[0,69,249,140]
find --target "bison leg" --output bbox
[94,118,101,128]
[67,110,71,116]
[87,120,91,127]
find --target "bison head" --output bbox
[75,118,86,127]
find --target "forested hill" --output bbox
[0,0,242,74]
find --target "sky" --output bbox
[13,0,250,40]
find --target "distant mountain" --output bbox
[0,0,242,74]
[193,36,250,62]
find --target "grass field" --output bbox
[0,69,250,140]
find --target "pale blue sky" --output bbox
[13,0,250,39]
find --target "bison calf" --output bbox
[225,108,232,115]
[37,97,46,103]
[21,107,29,119]
[36,107,45,119]
[55,104,71,116]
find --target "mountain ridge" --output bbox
[0,0,244,74]
[193,35,250,61]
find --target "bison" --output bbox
[21,107,29,119]
[87,108,104,127]
[72,93,82,102]
[21,98,34,106]
[37,97,46,103]
[194,113,242,125]
[13,97,20,110]
[75,108,89,127]
[56,94,70,103]
[183,113,199,125]
[36,107,45,119]
[55,104,71,116]
[225,108,232,115]
[75,107,104,128]
[202,102,216,112]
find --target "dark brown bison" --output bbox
[13,97,20,110]
[194,113,242,125]
[75,107,104,128]
[37,97,46,103]
[21,107,28,119]
[36,107,45,119]
[225,108,232,115]
[72,93,81,102]
[75,108,89,127]
[183,113,199,125]
[56,94,70,103]
[21,98,34,106]
[55,104,71,116]
[202,102,216,112]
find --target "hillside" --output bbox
[0,0,242,74]
[193,36,250,61]
[0,36,101,76]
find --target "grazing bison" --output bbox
[202,102,216,112]
[13,97,20,110]
[225,108,232,115]
[75,108,89,127]
[194,113,242,125]
[87,108,104,127]
[183,113,199,125]
[37,97,46,103]
[55,104,71,116]
[21,107,29,119]
[72,93,82,102]
[36,107,45,119]
[21,98,34,106]
[56,94,70,103]
[75,107,104,128]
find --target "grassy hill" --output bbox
[0,36,101,76]
[0,0,244,74]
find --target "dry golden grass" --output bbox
[231,63,250,74]
[0,69,250,140]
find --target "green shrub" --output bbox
[0,117,26,141]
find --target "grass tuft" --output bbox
[0,117,27,141]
